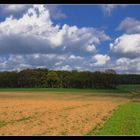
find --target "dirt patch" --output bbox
[0,92,128,136]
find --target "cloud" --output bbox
[117,17,140,34]
[0,4,66,20]
[0,4,32,19]
[116,57,128,65]
[85,44,96,53]
[2,4,29,12]
[114,57,140,74]
[101,4,127,16]
[107,17,140,74]
[92,54,110,66]
[0,5,110,56]
[0,53,112,72]
[0,53,89,71]
[45,4,66,20]
[0,4,112,72]
[109,34,140,58]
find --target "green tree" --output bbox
[46,71,60,88]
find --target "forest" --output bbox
[0,68,140,89]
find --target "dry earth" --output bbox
[0,92,129,136]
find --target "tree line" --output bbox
[0,68,139,89]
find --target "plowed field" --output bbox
[0,92,129,136]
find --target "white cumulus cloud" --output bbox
[110,34,140,58]
[92,54,110,66]
[0,4,110,56]
[0,4,112,72]
[0,4,66,20]
[117,17,140,34]
[115,57,140,74]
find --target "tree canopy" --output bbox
[0,68,139,89]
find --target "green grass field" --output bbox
[96,102,140,135]
[0,84,139,93]
[0,87,121,93]
[0,84,139,100]
[117,84,140,93]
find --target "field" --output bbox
[0,85,139,136]
[97,102,140,135]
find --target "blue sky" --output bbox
[0,4,140,73]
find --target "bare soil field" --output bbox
[0,92,129,136]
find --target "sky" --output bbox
[0,4,140,74]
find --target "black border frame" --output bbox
[1,0,140,4]
[0,1,140,140]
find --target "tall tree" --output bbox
[46,71,60,88]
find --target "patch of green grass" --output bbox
[0,84,139,93]
[0,114,37,129]
[0,85,139,100]
[96,102,140,135]
[63,104,91,110]
[0,88,132,93]
[16,116,32,122]
[63,106,77,110]
[0,121,7,128]
[60,128,69,135]
[117,84,140,94]
[0,85,137,93]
